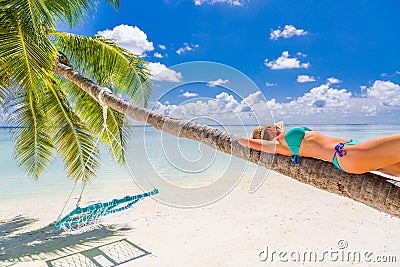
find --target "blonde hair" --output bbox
[252,126,263,139]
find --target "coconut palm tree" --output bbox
[1,0,399,217]
[0,0,151,181]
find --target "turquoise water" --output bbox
[0,124,399,205]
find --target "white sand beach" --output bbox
[1,171,399,267]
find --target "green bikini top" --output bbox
[285,127,312,164]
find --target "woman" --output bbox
[238,123,400,177]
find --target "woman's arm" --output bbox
[238,137,279,153]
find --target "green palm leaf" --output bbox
[0,6,56,178]
[1,83,10,121]
[55,33,152,106]
[62,80,130,166]
[0,81,5,108]
[105,109,130,164]
[0,0,55,34]
[8,89,54,178]
[52,0,119,27]
[44,82,99,181]
[0,0,119,30]
[0,87,4,108]
[0,6,56,90]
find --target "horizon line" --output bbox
[1,123,400,129]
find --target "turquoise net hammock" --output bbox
[55,88,159,235]
[55,188,159,234]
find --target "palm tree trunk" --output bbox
[54,61,400,218]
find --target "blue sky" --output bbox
[58,0,400,124]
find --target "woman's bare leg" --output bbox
[336,134,400,176]
[375,162,400,177]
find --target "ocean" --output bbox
[1,124,399,210]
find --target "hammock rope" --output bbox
[55,87,159,234]
[55,188,159,234]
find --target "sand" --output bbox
[1,171,399,266]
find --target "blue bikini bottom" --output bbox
[332,139,360,172]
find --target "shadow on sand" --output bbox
[0,215,134,265]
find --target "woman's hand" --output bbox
[238,137,252,147]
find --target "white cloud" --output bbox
[381,71,400,77]
[234,91,264,113]
[270,25,308,40]
[151,81,400,124]
[147,62,183,82]
[158,45,166,50]
[265,51,310,70]
[152,92,239,122]
[265,82,277,87]
[154,52,163,58]
[296,52,307,57]
[216,92,240,110]
[97,24,154,55]
[176,43,199,55]
[290,84,351,110]
[366,80,400,106]
[153,86,348,124]
[182,91,199,98]
[194,0,245,6]
[361,105,377,116]
[152,86,353,124]
[152,92,253,124]
[297,75,316,83]
[207,78,229,87]
[326,77,341,85]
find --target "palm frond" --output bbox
[47,0,119,27]
[0,0,58,34]
[54,33,152,106]
[0,0,119,31]
[0,64,6,106]
[50,0,97,27]
[0,87,4,106]
[62,80,130,166]
[105,109,130,164]
[0,5,57,178]
[104,0,119,8]
[44,82,100,182]
[0,6,57,93]
[7,89,54,178]
[0,57,6,87]
[0,86,6,119]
